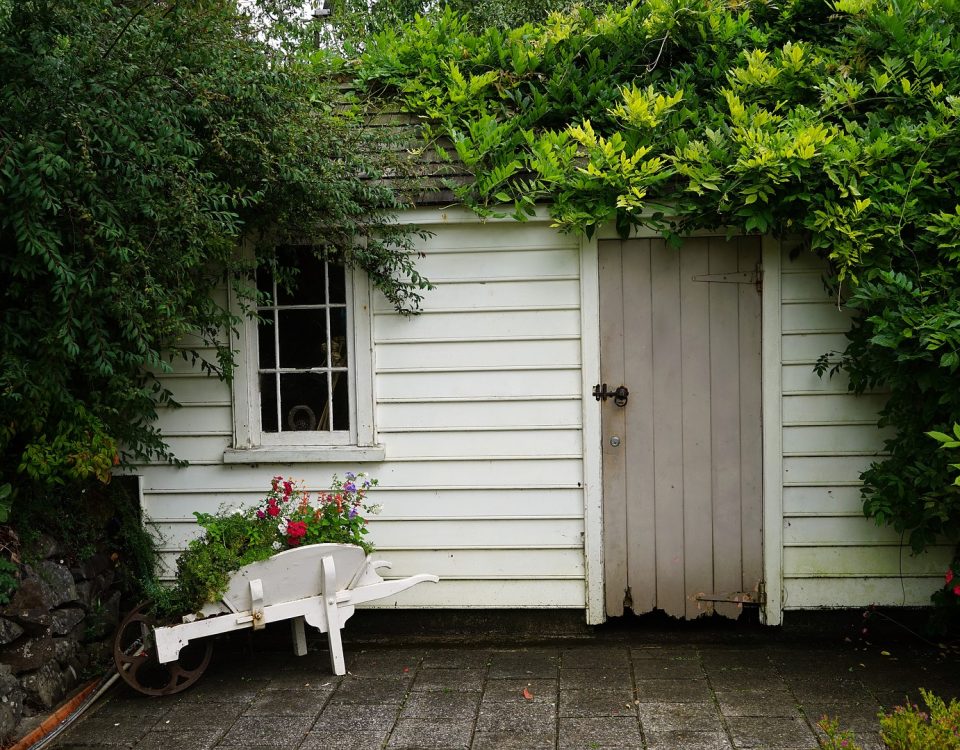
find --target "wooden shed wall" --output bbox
[137,220,587,609]
[779,247,951,609]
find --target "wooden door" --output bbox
[599,237,763,619]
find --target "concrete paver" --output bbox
[47,632,960,750]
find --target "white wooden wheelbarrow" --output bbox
[112,543,438,695]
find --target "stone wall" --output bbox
[0,535,121,744]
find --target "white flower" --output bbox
[271,541,282,551]
[278,518,288,534]
[367,503,383,516]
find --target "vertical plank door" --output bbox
[598,237,763,619]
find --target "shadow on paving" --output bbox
[46,613,960,750]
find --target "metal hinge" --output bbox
[694,582,765,607]
[692,263,762,294]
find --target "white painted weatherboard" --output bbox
[137,216,586,609]
[779,247,951,610]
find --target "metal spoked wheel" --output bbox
[113,603,213,696]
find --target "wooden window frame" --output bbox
[225,251,383,463]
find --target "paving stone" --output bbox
[349,649,424,677]
[243,687,328,718]
[559,666,632,690]
[132,727,224,750]
[727,716,818,749]
[633,657,705,680]
[798,699,882,730]
[263,669,339,691]
[178,677,268,703]
[476,700,556,732]
[422,649,492,669]
[487,650,559,679]
[715,689,801,717]
[700,649,769,670]
[470,731,555,749]
[558,716,643,749]
[413,667,485,692]
[638,702,724,732]
[52,716,149,747]
[559,688,636,717]
[329,676,410,704]
[401,691,480,719]
[706,665,786,691]
[481,678,557,705]
[631,646,699,661]
[216,716,310,748]
[387,718,473,749]
[312,703,400,732]
[560,646,630,669]
[300,730,391,749]
[147,700,243,729]
[786,674,873,701]
[645,729,734,749]
[92,696,176,721]
[636,677,714,703]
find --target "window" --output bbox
[226,247,382,463]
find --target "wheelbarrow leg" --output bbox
[321,555,346,675]
[291,616,308,657]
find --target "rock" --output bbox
[0,636,54,674]
[31,533,61,561]
[82,590,120,643]
[79,554,112,581]
[20,662,64,709]
[82,641,112,671]
[74,580,93,608]
[4,575,54,614]
[0,666,23,745]
[51,608,85,637]
[5,608,50,637]
[0,618,23,646]
[52,637,79,666]
[36,561,78,607]
[59,663,79,694]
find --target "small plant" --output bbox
[155,473,380,618]
[879,690,960,750]
[817,716,864,750]
[0,559,18,606]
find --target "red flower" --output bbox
[947,568,955,585]
[288,536,302,546]
[953,584,960,597]
[287,521,307,539]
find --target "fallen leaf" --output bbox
[522,687,534,701]
[881,650,891,657]
[403,667,410,673]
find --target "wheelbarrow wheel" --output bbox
[113,603,213,696]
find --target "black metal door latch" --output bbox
[592,383,629,406]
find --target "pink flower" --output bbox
[947,569,955,585]
[256,510,265,519]
[953,584,960,597]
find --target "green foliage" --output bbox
[157,474,378,618]
[0,0,429,497]
[357,0,960,552]
[880,689,960,750]
[0,559,17,606]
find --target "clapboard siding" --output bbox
[136,220,586,608]
[780,247,947,610]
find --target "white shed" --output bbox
[137,207,952,625]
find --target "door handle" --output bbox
[592,383,629,407]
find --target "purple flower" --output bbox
[349,507,358,519]
[345,471,356,480]
[344,482,356,493]
[256,510,266,519]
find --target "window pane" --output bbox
[331,371,350,431]
[278,309,327,369]
[255,265,273,298]
[260,374,279,432]
[330,308,349,368]
[257,315,276,369]
[328,263,346,304]
[280,372,328,431]
[276,251,327,306]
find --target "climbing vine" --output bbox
[355,0,960,551]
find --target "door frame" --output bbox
[579,228,783,626]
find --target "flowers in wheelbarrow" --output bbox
[257,473,379,551]
[155,473,381,619]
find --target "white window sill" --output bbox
[223,446,386,464]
